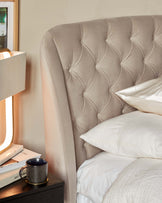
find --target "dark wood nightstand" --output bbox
[0,174,64,203]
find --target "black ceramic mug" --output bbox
[19,158,48,185]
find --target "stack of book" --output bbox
[0,144,41,188]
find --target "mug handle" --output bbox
[19,166,27,180]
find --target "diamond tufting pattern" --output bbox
[42,16,162,168]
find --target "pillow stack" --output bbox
[81,77,162,159]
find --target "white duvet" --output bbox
[77,152,162,203]
[77,152,136,203]
[103,158,162,203]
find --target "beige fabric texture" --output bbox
[41,16,162,203]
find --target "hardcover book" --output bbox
[0,148,41,174]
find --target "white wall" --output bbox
[16,0,162,155]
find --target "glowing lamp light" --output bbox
[0,49,26,153]
[0,50,11,59]
[0,96,13,152]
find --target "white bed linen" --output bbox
[103,158,162,203]
[116,77,162,115]
[77,194,93,203]
[77,152,135,203]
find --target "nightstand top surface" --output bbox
[0,173,64,201]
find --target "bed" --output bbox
[40,16,162,203]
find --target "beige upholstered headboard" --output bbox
[41,16,162,203]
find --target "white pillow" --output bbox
[116,77,162,115]
[80,111,162,158]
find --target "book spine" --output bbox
[0,168,21,188]
[0,162,25,174]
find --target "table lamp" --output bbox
[0,49,26,154]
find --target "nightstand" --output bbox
[0,174,64,203]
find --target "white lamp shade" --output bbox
[0,51,26,100]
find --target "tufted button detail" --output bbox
[130,36,133,41]
[83,91,86,97]
[152,33,155,41]
[68,64,72,72]
[121,108,125,114]
[153,35,158,42]
[120,61,123,66]
[142,57,145,62]
[154,73,159,79]
[95,63,99,70]
[97,113,100,118]
[143,58,147,64]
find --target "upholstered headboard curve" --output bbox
[41,16,162,203]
